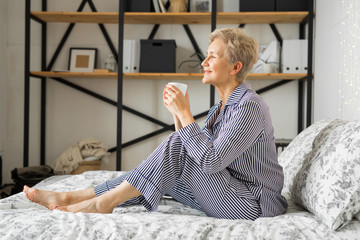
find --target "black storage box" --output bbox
[125,0,153,12]
[239,0,275,12]
[140,39,177,73]
[276,0,308,11]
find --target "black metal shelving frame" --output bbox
[24,0,314,170]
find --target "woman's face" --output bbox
[201,38,234,87]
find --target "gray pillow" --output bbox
[278,119,333,194]
[291,120,360,230]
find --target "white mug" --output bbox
[168,82,187,96]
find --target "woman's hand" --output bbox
[163,84,195,128]
[163,84,189,115]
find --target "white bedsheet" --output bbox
[0,171,359,240]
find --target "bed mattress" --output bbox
[0,171,359,239]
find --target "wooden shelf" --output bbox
[31,71,118,79]
[31,11,309,24]
[30,71,307,80]
[217,12,308,24]
[246,73,307,80]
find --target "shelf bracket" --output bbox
[255,80,292,94]
[46,0,88,71]
[87,0,118,61]
[24,0,31,167]
[148,24,160,40]
[182,25,205,61]
[269,24,283,47]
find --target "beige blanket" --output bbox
[53,138,107,174]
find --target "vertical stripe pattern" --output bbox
[94,83,287,220]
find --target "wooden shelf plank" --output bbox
[31,12,119,24]
[125,12,211,24]
[30,11,308,24]
[217,12,308,24]
[124,73,204,80]
[30,71,307,80]
[247,73,307,80]
[31,71,118,79]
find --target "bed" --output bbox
[1,119,360,239]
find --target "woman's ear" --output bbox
[230,62,242,76]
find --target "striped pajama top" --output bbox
[178,83,288,217]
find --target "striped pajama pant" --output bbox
[94,131,261,220]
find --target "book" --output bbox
[153,0,160,12]
[158,0,166,12]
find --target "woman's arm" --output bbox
[178,100,264,174]
[173,114,182,131]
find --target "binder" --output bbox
[301,40,308,74]
[131,40,140,73]
[123,40,132,73]
[281,40,306,73]
[122,40,140,73]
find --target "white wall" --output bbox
[314,0,360,121]
[1,0,301,184]
[0,0,8,183]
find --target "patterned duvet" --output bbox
[0,171,359,240]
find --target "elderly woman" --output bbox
[24,27,287,220]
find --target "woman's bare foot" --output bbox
[58,197,114,213]
[24,180,141,213]
[58,180,142,214]
[23,185,96,210]
[23,185,68,210]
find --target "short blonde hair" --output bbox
[209,27,258,83]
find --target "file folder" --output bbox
[281,40,307,73]
[301,40,308,74]
[123,40,133,73]
[131,40,140,73]
[122,40,140,73]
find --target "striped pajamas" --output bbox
[94,83,288,220]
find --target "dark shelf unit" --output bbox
[24,0,314,170]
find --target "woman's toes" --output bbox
[23,185,33,200]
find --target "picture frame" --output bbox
[68,48,97,72]
[190,0,211,12]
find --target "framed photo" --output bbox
[190,0,211,12]
[68,48,97,72]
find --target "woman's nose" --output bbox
[201,57,208,67]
